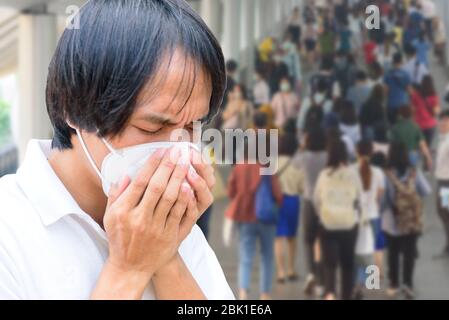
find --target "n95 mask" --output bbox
[76,129,199,196]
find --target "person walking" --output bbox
[352,140,386,300]
[274,132,304,284]
[314,138,363,300]
[271,77,300,129]
[382,141,432,299]
[411,75,440,147]
[293,129,328,297]
[226,138,283,300]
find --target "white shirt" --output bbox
[0,140,234,300]
[420,0,436,19]
[253,80,270,105]
[402,57,429,84]
[351,165,386,220]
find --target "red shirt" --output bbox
[364,41,377,65]
[225,163,283,223]
[411,90,438,130]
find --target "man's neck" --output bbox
[48,148,108,227]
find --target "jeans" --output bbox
[385,233,419,289]
[320,226,358,300]
[238,222,276,294]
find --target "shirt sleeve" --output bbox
[179,225,235,300]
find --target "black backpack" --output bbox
[310,74,335,100]
[304,96,326,133]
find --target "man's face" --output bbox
[74,49,212,183]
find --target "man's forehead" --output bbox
[134,50,211,117]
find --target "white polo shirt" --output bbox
[0,140,234,300]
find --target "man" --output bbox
[346,70,372,115]
[310,56,341,101]
[403,41,429,85]
[0,0,234,300]
[391,106,433,170]
[420,0,436,42]
[297,78,333,134]
[384,53,412,125]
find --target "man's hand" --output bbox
[92,148,193,299]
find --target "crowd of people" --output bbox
[214,0,449,300]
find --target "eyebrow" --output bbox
[137,112,176,126]
[137,112,209,126]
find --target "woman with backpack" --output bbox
[274,131,304,284]
[314,138,363,300]
[383,142,432,299]
[352,140,386,300]
[225,137,283,300]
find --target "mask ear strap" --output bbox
[76,129,103,180]
[102,137,117,154]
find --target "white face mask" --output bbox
[76,129,199,196]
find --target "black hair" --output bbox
[283,119,297,135]
[226,60,238,73]
[356,70,367,81]
[388,141,410,176]
[253,111,268,129]
[327,138,348,171]
[316,78,329,93]
[320,55,334,71]
[46,0,225,150]
[279,133,299,156]
[340,102,357,125]
[398,105,413,119]
[404,43,417,57]
[393,52,403,65]
[305,128,326,152]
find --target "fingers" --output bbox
[165,183,192,234]
[190,149,215,190]
[107,175,131,208]
[152,160,190,227]
[179,193,200,241]
[186,167,214,213]
[139,147,181,212]
[116,149,166,209]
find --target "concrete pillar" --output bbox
[221,0,241,61]
[255,0,263,41]
[240,0,256,86]
[16,13,57,162]
[200,0,220,38]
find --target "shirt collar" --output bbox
[16,140,87,226]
